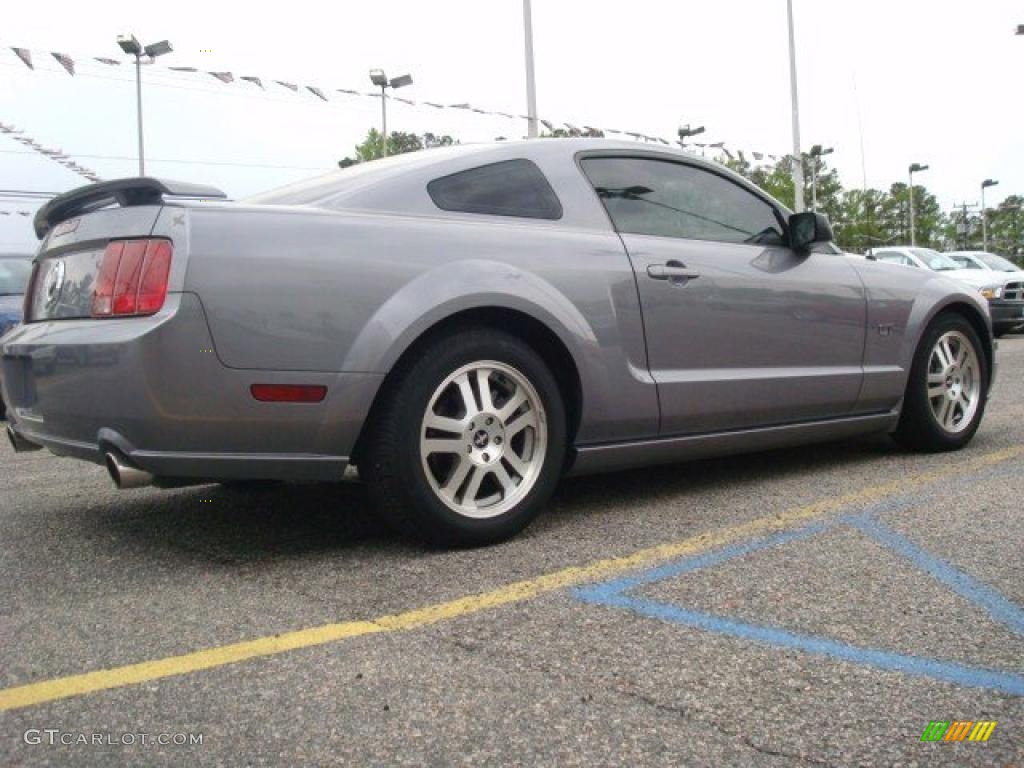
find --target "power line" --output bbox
[0,148,327,172]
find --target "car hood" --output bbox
[936,269,1005,288]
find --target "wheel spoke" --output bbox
[937,399,953,428]
[423,438,462,455]
[940,339,955,369]
[955,342,967,366]
[497,391,527,422]
[461,466,485,508]
[503,450,530,478]
[492,463,516,496]
[440,456,473,499]
[425,412,465,434]
[454,373,479,418]
[475,368,494,412]
[506,410,537,438]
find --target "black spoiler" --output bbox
[34,177,227,239]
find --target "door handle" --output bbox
[647,262,700,281]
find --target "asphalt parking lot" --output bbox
[2,334,1023,767]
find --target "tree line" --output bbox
[340,127,1022,262]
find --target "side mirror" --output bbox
[788,211,834,252]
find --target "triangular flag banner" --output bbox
[276,81,298,92]
[51,52,75,75]
[209,71,234,84]
[12,47,33,70]
[449,103,471,110]
[540,120,555,131]
[336,88,358,95]
[240,76,263,88]
[306,86,327,101]
[168,66,198,72]
[94,57,120,66]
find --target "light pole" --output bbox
[677,124,705,149]
[908,162,929,245]
[786,0,805,212]
[369,70,412,157]
[808,144,833,212]
[981,178,999,252]
[523,0,539,138]
[117,35,173,176]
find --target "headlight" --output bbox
[979,285,1003,299]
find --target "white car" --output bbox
[865,247,1023,336]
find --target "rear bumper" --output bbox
[0,293,383,481]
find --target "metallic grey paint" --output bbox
[0,139,994,483]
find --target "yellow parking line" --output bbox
[1,445,1020,712]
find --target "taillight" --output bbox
[92,239,173,318]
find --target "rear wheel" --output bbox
[362,328,566,547]
[893,313,987,452]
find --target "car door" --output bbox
[580,154,867,436]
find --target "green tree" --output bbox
[339,128,456,166]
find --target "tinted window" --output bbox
[581,157,784,245]
[427,159,562,220]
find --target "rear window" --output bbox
[427,159,562,220]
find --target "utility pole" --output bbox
[523,0,539,138]
[953,201,979,251]
[786,0,805,211]
[981,179,999,251]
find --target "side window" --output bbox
[427,159,562,220]
[580,156,785,246]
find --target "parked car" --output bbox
[0,252,34,419]
[865,247,1023,337]
[946,251,1024,336]
[1,141,995,545]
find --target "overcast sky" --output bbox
[1,0,1021,249]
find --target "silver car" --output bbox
[1,140,995,545]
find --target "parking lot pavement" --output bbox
[1,336,1022,767]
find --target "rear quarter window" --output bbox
[427,159,562,220]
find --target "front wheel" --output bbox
[892,313,988,452]
[362,328,567,547]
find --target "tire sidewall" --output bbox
[386,329,566,545]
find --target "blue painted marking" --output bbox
[574,591,1024,697]
[848,514,1024,637]
[573,460,1024,695]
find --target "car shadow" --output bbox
[82,432,902,565]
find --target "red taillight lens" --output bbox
[91,239,172,318]
[250,384,328,403]
[136,240,173,314]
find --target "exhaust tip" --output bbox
[6,424,42,453]
[104,450,155,489]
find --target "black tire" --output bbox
[892,312,988,452]
[362,327,567,547]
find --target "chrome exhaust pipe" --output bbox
[6,424,42,453]
[104,450,155,489]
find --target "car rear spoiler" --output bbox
[33,177,228,239]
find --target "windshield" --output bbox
[0,257,33,295]
[911,248,960,271]
[977,253,1019,271]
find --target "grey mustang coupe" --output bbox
[1,140,994,545]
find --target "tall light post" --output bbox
[786,0,805,212]
[117,35,173,176]
[369,70,412,157]
[808,144,833,212]
[908,162,929,245]
[981,178,999,252]
[523,0,539,138]
[677,124,705,149]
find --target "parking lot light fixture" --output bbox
[981,179,999,251]
[677,124,705,148]
[369,70,413,157]
[908,162,929,245]
[117,34,173,176]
